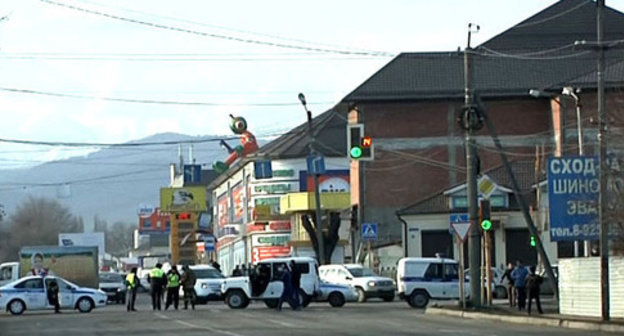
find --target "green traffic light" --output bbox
[481,219,492,231]
[530,235,536,247]
[350,146,363,158]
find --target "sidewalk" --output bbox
[425,298,624,334]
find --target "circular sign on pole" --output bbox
[481,219,492,231]
[137,203,155,218]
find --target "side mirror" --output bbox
[345,276,353,281]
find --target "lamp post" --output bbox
[298,93,325,264]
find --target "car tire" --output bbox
[328,292,345,308]
[226,290,249,309]
[408,290,429,308]
[356,287,367,303]
[495,286,508,299]
[382,294,395,302]
[299,289,311,308]
[8,299,26,315]
[264,299,279,309]
[77,297,94,313]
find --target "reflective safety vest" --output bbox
[150,268,164,279]
[126,273,136,289]
[167,273,180,288]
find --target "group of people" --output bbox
[124,263,198,312]
[501,260,544,315]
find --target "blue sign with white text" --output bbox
[548,156,599,241]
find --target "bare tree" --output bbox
[301,212,342,264]
[105,222,135,258]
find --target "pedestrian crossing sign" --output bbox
[361,222,378,240]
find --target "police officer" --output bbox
[47,279,61,313]
[181,265,197,310]
[165,265,181,310]
[125,267,140,312]
[148,263,166,310]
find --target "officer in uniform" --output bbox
[148,263,166,310]
[165,265,181,310]
[125,267,140,311]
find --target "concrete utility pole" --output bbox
[461,23,482,307]
[299,93,325,265]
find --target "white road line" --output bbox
[267,319,296,328]
[155,312,244,336]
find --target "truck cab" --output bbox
[0,262,19,287]
[221,257,320,309]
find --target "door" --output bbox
[441,262,460,298]
[258,262,286,298]
[14,278,46,310]
[423,263,445,298]
[46,278,74,308]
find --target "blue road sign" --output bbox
[183,164,202,183]
[450,213,469,224]
[361,222,378,240]
[254,160,273,179]
[307,154,326,175]
[548,156,599,241]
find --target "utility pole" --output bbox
[460,23,482,307]
[299,93,325,265]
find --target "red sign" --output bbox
[305,172,350,193]
[232,184,244,222]
[218,194,229,227]
[252,246,291,264]
[246,224,265,233]
[268,221,291,232]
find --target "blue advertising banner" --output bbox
[548,156,599,241]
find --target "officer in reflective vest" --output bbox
[125,267,140,312]
[148,263,165,311]
[165,265,181,310]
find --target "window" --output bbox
[345,266,376,278]
[424,263,443,279]
[272,262,287,280]
[294,262,309,274]
[443,263,459,280]
[15,278,44,289]
[193,268,224,279]
[0,266,12,281]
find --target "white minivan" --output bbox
[319,264,395,302]
[397,257,470,308]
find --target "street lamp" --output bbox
[298,93,325,264]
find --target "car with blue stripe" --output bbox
[315,281,359,307]
[0,275,107,315]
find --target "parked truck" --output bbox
[0,246,99,288]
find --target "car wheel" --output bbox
[382,294,395,302]
[328,292,345,308]
[77,297,94,313]
[8,299,25,315]
[226,290,249,309]
[264,299,278,309]
[495,286,508,299]
[408,291,429,308]
[356,287,367,303]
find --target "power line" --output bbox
[0,135,238,148]
[40,0,395,57]
[0,86,335,107]
[512,1,590,29]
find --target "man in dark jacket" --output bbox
[47,279,61,313]
[500,262,515,307]
[180,265,197,310]
[290,260,302,310]
[526,266,544,315]
[148,263,166,310]
[125,267,140,312]
[511,260,529,311]
[277,264,293,311]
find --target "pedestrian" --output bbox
[232,265,242,277]
[526,266,544,315]
[290,260,302,310]
[511,260,529,311]
[47,279,61,313]
[125,267,140,312]
[181,265,197,310]
[500,262,516,307]
[165,264,181,310]
[241,264,248,276]
[148,263,166,310]
[276,263,294,311]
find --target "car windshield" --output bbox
[99,273,123,283]
[345,266,376,277]
[193,268,224,279]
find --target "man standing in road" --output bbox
[526,266,544,315]
[511,260,529,311]
[181,264,197,310]
[290,260,302,310]
[165,265,181,310]
[47,279,61,314]
[148,263,166,311]
[277,263,294,311]
[125,267,140,312]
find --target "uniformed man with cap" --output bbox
[148,263,166,310]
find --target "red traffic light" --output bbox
[176,212,191,220]
[361,136,372,148]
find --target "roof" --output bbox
[343,0,624,102]
[397,160,541,216]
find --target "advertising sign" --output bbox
[548,156,599,241]
[137,203,155,218]
[20,246,99,288]
[300,170,350,192]
[160,186,207,212]
[58,232,105,258]
[218,193,229,227]
[232,183,245,223]
[251,233,291,247]
[252,246,291,263]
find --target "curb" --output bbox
[425,307,624,333]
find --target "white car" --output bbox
[180,265,225,304]
[0,275,107,315]
[315,281,358,307]
[319,264,395,302]
[98,272,126,304]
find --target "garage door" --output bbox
[422,230,453,258]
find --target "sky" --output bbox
[0,0,622,169]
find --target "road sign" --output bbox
[478,175,497,199]
[203,235,216,252]
[548,156,599,241]
[307,154,326,175]
[254,159,273,179]
[450,213,471,241]
[361,222,378,240]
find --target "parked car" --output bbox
[179,265,225,304]
[464,267,507,299]
[315,281,358,307]
[319,264,395,302]
[98,272,126,304]
[0,275,107,315]
[397,257,470,308]
[221,257,320,309]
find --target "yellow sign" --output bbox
[160,186,207,212]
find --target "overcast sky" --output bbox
[0,0,621,168]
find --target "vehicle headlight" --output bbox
[368,281,376,287]
[201,283,208,289]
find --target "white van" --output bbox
[220,257,320,309]
[319,264,395,302]
[396,257,470,308]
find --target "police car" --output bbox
[315,281,359,307]
[0,275,107,315]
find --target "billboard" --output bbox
[232,183,245,223]
[299,170,350,192]
[217,193,229,227]
[160,186,207,212]
[58,232,105,258]
[20,246,99,288]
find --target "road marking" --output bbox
[267,319,296,328]
[155,312,244,336]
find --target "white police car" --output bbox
[0,275,107,315]
[315,281,359,307]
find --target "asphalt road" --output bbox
[0,293,618,336]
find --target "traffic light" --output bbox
[347,124,374,161]
[479,199,492,231]
[530,235,537,247]
[176,212,191,220]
